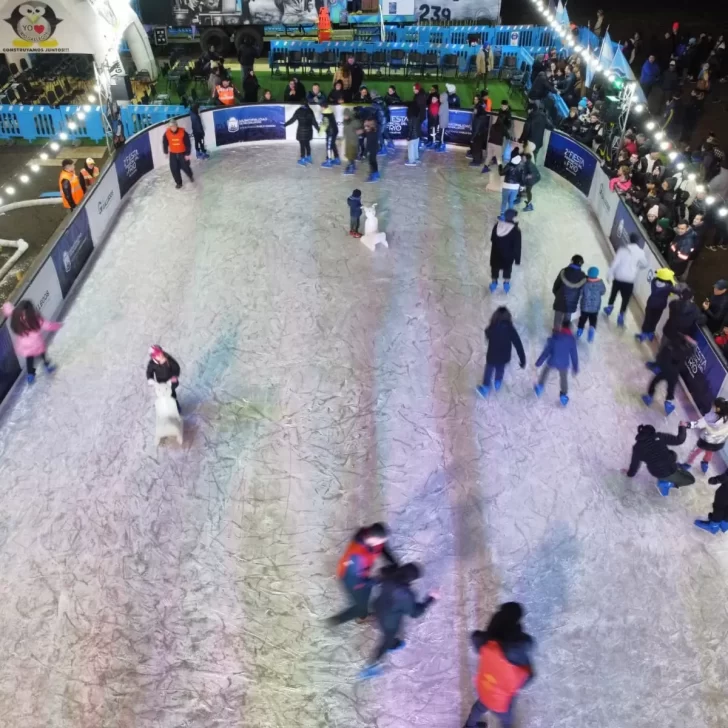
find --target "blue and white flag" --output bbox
[555,0,570,27]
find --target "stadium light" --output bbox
[676,162,685,171]
[653,131,664,140]
[5,186,15,195]
[68,121,77,130]
[688,173,697,181]
[696,185,706,193]
[76,111,86,120]
[706,196,716,206]
[659,141,670,151]
[633,104,644,113]
[19,174,29,184]
[58,132,68,141]
[668,151,677,161]
[40,152,49,160]
[719,208,728,218]
[50,142,60,151]
[30,164,40,172]
[87,94,96,103]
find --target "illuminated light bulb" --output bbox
[19,174,29,184]
[5,186,15,195]
[76,111,86,120]
[688,173,696,181]
[676,162,685,170]
[58,132,68,141]
[68,121,77,130]
[83,104,91,112]
[668,151,678,161]
[653,131,664,140]
[659,141,670,151]
[607,73,615,82]
[696,185,705,193]
[94,84,101,92]
[87,94,96,103]
[39,152,49,160]
[633,103,644,113]
[645,121,656,130]
[706,195,716,205]
[574,44,583,53]
[30,164,39,172]
[719,208,728,217]
[594,63,603,73]
[50,142,60,151]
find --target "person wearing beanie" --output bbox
[446,82,460,109]
[552,255,587,329]
[624,422,694,496]
[652,216,675,257]
[463,602,534,728]
[694,469,728,534]
[498,153,523,219]
[636,268,677,342]
[489,209,522,293]
[79,157,100,192]
[342,107,361,175]
[146,345,181,410]
[360,562,439,679]
[534,320,578,406]
[604,233,647,327]
[347,188,363,237]
[576,267,607,342]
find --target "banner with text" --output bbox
[214,105,286,146]
[115,132,154,198]
[51,207,93,297]
[545,131,597,196]
[0,0,87,53]
[86,166,122,244]
[444,109,473,146]
[682,327,727,415]
[20,257,64,323]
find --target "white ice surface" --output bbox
[0,143,727,728]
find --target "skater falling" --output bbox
[576,267,606,342]
[2,300,61,384]
[534,321,579,406]
[680,398,728,473]
[489,209,522,293]
[463,602,535,728]
[477,306,526,398]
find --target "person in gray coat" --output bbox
[435,84,454,151]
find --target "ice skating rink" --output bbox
[0,143,727,728]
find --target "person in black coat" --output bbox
[642,334,693,416]
[625,423,695,494]
[489,209,522,292]
[552,255,587,329]
[189,103,208,159]
[283,78,305,103]
[469,104,489,166]
[477,306,526,397]
[518,102,550,163]
[242,70,260,103]
[328,80,345,105]
[284,102,319,164]
[528,70,555,102]
[346,56,365,97]
[695,470,728,533]
[702,279,728,334]
[360,563,438,679]
[237,40,257,81]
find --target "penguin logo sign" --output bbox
[3,2,63,50]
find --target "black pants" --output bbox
[193,133,206,154]
[26,353,49,375]
[299,140,311,158]
[577,311,598,329]
[372,628,402,663]
[368,151,378,174]
[648,370,678,400]
[350,215,361,232]
[524,185,533,204]
[608,280,634,314]
[169,153,193,186]
[330,582,372,624]
[642,305,664,334]
[708,483,728,521]
[471,136,484,164]
[664,468,696,487]
[327,135,339,159]
[491,263,513,280]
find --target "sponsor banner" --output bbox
[387,106,408,140]
[544,131,597,196]
[0,323,21,403]
[115,132,153,198]
[19,257,64,322]
[444,109,473,146]
[0,0,86,53]
[587,164,616,239]
[51,207,93,297]
[682,327,727,415]
[214,105,286,146]
[86,166,122,244]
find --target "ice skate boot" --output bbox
[603,305,613,317]
[656,480,673,496]
[694,519,721,534]
[476,385,490,398]
[588,327,596,343]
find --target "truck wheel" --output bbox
[234,28,263,56]
[200,28,231,56]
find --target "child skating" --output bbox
[2,300,62,384]
[342,108,361,175]
[635,268,676,342]
[641,334,692,416]
[146,345,182,411]
[695,470,728,534]
[347,188,363,238]
[679,398,728,473]
[489,209,521,293]
[576,267,606,342]
[534,321,578,406]
[320,102,341,168]
[477,307,526,398]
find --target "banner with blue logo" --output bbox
[214,105,285,146]
[544,131,598,196]
[0,324,21,404]
[51,208,93,297]
[387,107,408,141]
[115,133,154,199]
[609,199,646,251]
[444,109,473,147]
[682,328,727,415]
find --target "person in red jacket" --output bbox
[327,523,398,625]
[464,602,535,728]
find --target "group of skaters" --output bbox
[328,523,534,727]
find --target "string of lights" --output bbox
[531,0,728,219]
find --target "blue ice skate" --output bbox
[367,172,381,183]
[641,394,653,407]
[436,143,446,152]
[534,383,544,397]
[304,156,313,165]
[603,305,614,317]
[576,328,584,338]
[297,158,307,166]
[476,385,490,398]
[27,373,35,384]
[481,164,491,174]
[664,400,676,416]
[560,394,569,406]
[358,664,384,680]
[468,160,481,167]
[332,158,341,166]
[465,150,473,158]
[343,163,356,175]
[694,519,721,534]
[701,460,710,474]
[656,480,673,496]
[489,281,498,293]
[44,361,56,374]
[389,639,406,652]
[503,281,511,294]
[523,202,534,212]
[617,313,625,327]
[321,159,334,168]
[588,327,596,343]
[645,361,660,373]
[494,379,503,391]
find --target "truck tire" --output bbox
[200,28,231,56]
[234,27,263,56]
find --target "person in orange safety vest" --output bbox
[327,523,398,625]
[162,119,194,189]
[464,602,535,728]
[59,159,84,210]
[79,157,99,193]
[214,77,241,106]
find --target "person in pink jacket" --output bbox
[2,300,62,384]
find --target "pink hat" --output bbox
[149,345,164,358]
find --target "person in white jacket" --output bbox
[603,233,647,327]
[681,398,728,474]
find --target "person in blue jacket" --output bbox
[639,54,661,98]
[636,267,677,342]
[534,321,579,406]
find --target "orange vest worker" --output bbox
[476,642,531,713]
[59,168,84,209]
[216,84,235,105]
[164,127,187,154]
[80,159,99,187]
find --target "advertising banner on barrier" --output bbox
[115,133,154,198]
[682,327,727,415]
[387,107,408,141]
[51,207,93,297]
[214,105,286,146]
[544,131,597,196]
[609,198,644,251]
[19,257,64,322]
[86,167,122,245]
[444,110,473,146]
[0,323,20,403]
[588,165,617,239]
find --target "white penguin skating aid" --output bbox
[360,204,388,251]
[152,379,183,446]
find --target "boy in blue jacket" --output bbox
[534,321,579,406]
[576,266,607,342]
[348,189,363,238]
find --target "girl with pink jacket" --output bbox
[2,300,62,384]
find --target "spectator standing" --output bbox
[680,89,705,143]
[58,158,83,210]
[237,40,257,83]
[668,219,698,279]
[346,55,364,98]
[242,70,259,103]
[702,280,728,334]
[484,100,513,173]
[405,98,421,167]
[333,61,352,101]
[640,55,661,100]
[661,92,684,139]
[593,9,604,38]
[468,104,488,168]
[604,233,647,327]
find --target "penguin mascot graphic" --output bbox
[5,2,62,48]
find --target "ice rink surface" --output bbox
[0,143,727,728]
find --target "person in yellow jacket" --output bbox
[59,159,84,210]
[79,157,99,193]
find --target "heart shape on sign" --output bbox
[34,24,44,33]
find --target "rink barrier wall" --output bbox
[0,108,725,416]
